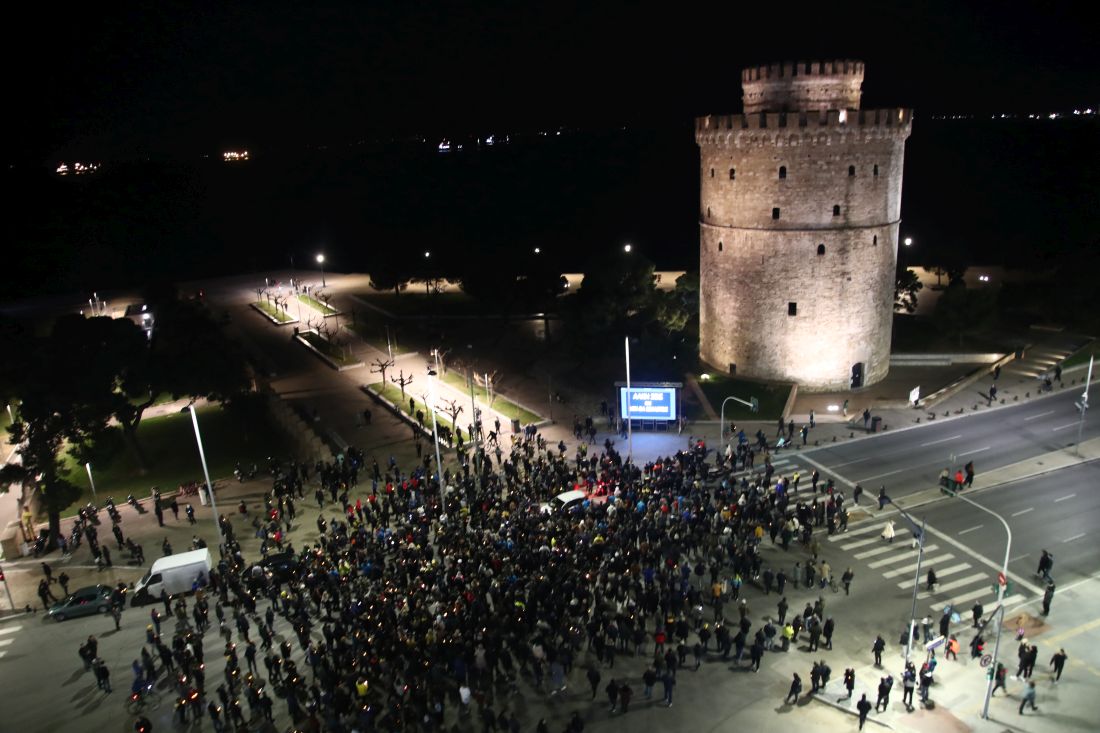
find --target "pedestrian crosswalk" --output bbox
[826,518,1028,624]
[0,624,21,659]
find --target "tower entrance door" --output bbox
[851,362,864,389]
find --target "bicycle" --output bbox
[126,683,161,715]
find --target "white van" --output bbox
[130,548,212,606]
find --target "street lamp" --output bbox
[623,243,633,253]
[624,337,633,462]
[904,237,913,246]
[183,403,223,547]
[426,367,445,492]
[719,395,757,445]
[884,496,927,670]
[940,484,1010,719]
[85,462,97,499]
[316,253,326,287]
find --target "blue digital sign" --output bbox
[619,387,677,421]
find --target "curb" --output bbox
[295,331,365,371]
[248,301,299,326]
[811,692,896,729]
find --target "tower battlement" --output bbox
[696,108,912,138]
[742,59,865,113]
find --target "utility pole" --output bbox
[1074,355,1092,456]
[885,497,926,670]
[625,336,633,462]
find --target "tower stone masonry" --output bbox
[697,60,912,391]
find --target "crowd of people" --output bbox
[95,424,879,732]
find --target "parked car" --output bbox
[48,584,112,622]
[539,489,589,515]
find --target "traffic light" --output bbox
[750,397,759,413]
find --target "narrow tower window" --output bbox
[772,207,780,220]
[710,168,715,178]
[873,164,879,176]
[832,205,841,216]
[817,244,826,256]
[718,241,723,252]
[778,166,787,179]
[729,168,736,180]
[707,207,711,218]
[873,235,878,246]
[788,302,798,316]
[848,165,856,177]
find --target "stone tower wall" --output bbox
[697,96,912,391]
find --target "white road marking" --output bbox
[922,524,1045,596]
[0,639,13,647]
[883,555,958,580]
[0,651,6,658]
[839,537,882,552]
[856,466,910,482]
[920,435,961,447]
[917,572,988,599]
[830,456,872,468]
[1010,507,1034,517]
[1063,533,1086,543]
[799,454,857,489]
[921,562,973,580]
[857,543,939,561]
[869,548,940,569]
[958,525,983,536]
[829,521,886,541]
[958,446,991,456]
[1010,554,1031,563]
[1052,422,1079,432]
[931,586,995,612]
[1024,410,1055,421]
[1054,494,1076,503]
[0,625,21,636]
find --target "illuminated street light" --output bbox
[904,237,913,246]
[623,243,633,253]
[182,403,223,546]
[316,253,326,287]
[533,247,541,254]
[424,251,431,258]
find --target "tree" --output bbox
[933,281,998,345]
[369,262,412,296]
[114,299,250,470]
[895,268,924,314]
[370,357,396,389]
[0,315,129,543]
[438,398,464,432]
[391,370,415,404]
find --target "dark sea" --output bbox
[5,116,1096,301]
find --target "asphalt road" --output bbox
[798,388,1097,498]
[915,460,1100,587]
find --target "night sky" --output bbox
[12,0,1098,162]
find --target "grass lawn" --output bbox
[355,291,482,318]
[1062,340,1099,370]
[300,331,360,366]
[254,300,296,323]
[693,373,791,421]
[60,404,287,517]
[298,294,339,314]
[440,369,543,424]
[367,382,448,430]
[345,320,413,356]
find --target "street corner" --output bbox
[1002,611,1051,641]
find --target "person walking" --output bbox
[785,673,802,704]
[857,693,873,730]
[841,567,854,595]
[972,601,984,628]
[1050,649,1067,683]
[660,672,675,707]
[878,486,888,510]
[1041,583,1056,616]
[926,568,937,592]
[586,664,601,700]
[875,675,892,712]
[881,520,895,543]
[1037,550,1054,583]
[991,663,1007,696]
[1018,680,1038,714]
[872,635,886,667]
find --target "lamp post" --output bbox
[1074,355,1092,457]
[882,495,927,669]
[85,462,97,499]
[719,395,756,445]
[184,404,223,547]
[316,253,326,288]
[940,484,1010,719]
[427,366,444,492]
[624,336,633,462]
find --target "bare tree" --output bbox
[391,370,415,405]
[438,398,464,431]
[476,368,504,406]
[370,357,395,388]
